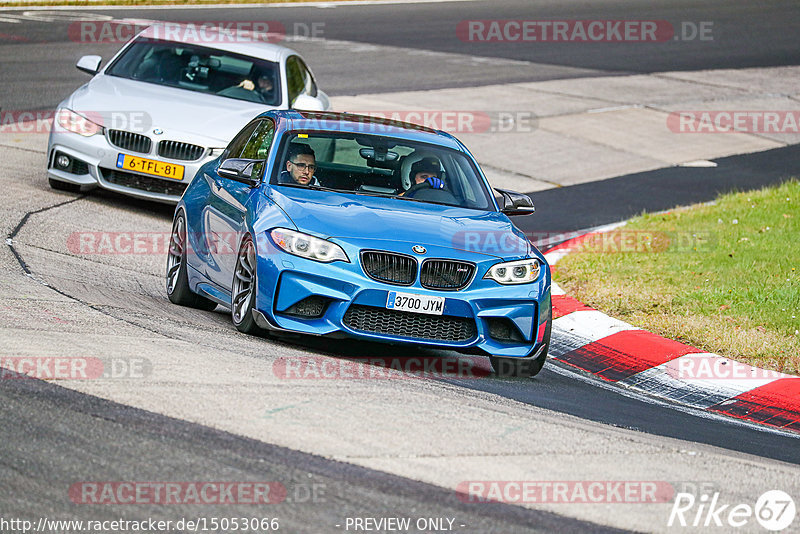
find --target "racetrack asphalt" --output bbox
[514,144,800,236]
[0,374,623,534]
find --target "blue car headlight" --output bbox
[484,258,540,285]
[270,228,349,263]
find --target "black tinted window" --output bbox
[241,120,276,160]
[224,121,261,160]
[271,132,493,210]
[106,38,282,106]
[286,56,317,104]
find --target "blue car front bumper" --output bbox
[252,238,551,359]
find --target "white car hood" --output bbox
[66,75,275,147]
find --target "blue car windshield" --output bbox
[105,37,282,107]
[271,132,494,210]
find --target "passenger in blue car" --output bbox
[401,157,445,198]
[278,144,320,186]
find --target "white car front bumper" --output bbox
[47,125,218,204]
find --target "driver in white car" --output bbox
[219,70,277,104]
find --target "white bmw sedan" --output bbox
[47,23,330,203]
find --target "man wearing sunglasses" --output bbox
[279,144,320,186]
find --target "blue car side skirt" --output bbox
[187,262,231,307]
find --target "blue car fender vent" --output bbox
[343,305,477,342]
[360,250,417,286]
[282,296,329,318]
[420,259,476,291]
[486,317,525,343]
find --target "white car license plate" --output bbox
[116,153,185,180]
[386,291,444,315]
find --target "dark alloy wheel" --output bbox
[231,236,265,335]
[166,211,217,311]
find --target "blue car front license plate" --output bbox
[386,291,444,315]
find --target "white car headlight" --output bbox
[484,258,540,285]
[56,108,103,137]
[270,228,349,263]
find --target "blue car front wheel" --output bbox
[231,235,266,336]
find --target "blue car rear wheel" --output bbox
[166,211,217,311]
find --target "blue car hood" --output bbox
[268,187,531,260]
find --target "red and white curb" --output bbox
[543,231,800,434]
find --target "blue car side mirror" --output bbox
[495,188,535,216]
[218,158,262,186]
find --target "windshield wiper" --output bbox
[393,195,457,207]
[276,183,342,193]
[350,190,397,199]
[276,183,458,207]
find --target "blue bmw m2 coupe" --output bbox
[166,111,552,377]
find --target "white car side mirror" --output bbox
[292,94,325,112]
[76,55,102,75]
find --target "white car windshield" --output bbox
[106,38,282,107]
[271,132,495,210]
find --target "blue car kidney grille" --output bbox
[343,305,477,342]
[361,251,417,286]
[420,260,475,290]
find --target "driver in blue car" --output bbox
[278,144,320,186]
[401,157,445,197]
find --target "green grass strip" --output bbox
[554,179,800,374]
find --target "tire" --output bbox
[490,319,551,378]
[166,211,217,311]
[231,235,266,335]
[48,177,82,193]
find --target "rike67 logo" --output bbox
[668,490,796,530]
